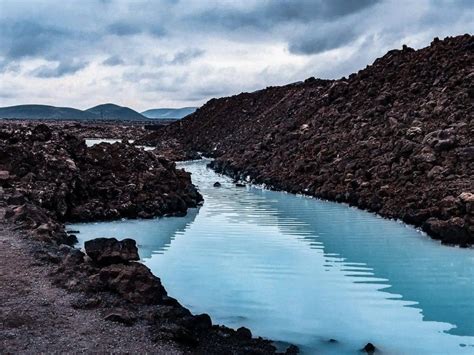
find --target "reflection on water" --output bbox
[71,159,474,354]
[70,209,198,259]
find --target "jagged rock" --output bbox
[235,327,252,340]
[363,342,376,354]
[84,238,139,265]
[87,262,167,304]
[31,124,52,141]
[406,126,422,137]
[286,344,300,354]
[213,181,222,187]
[59,244,85,265]
[0,124,203,244]
[423,217,469,245]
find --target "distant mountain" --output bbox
[0,103,188,122]
[86,103,146,121]
[141,107,197,119]
[0,104,98,120]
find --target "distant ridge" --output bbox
[86,103,146,121]
[0,103,147,121]
[0,104,98,120]
[141,107,197,119]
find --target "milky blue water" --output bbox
[70,159,474,354]
[84,138,154,151]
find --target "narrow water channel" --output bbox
[70,159,474,354]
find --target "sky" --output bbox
[0,0,472,112]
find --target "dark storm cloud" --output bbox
[0,0,472,108]
[106,22,142,36]
[0,20,69,59]
[289,27,358,54]
[0,0,470,65]
[31,60,88,78]
[180,0,382,54]
[187,0,380,30]
[263,0,380,22]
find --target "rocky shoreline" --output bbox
[1,119,150,140]
[0,123,296,354]
[141,35,474,247]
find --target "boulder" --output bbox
[236,326,252,340]
[87,262,167,304]
[423,217,469,245]
[363,342,376,354]
[31,124,52,141]
[84,237,139,265]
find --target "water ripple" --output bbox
[70,159,474,354]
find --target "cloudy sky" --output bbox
[0,0,472,111]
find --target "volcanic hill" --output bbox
[140,34,474,246]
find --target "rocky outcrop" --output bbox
[84,238,139,265]
[1,119,150,140]
[4,202,74,245]
[48,237,289,353]
[0,123,293,353]
[86,262,167,304]
[0,123,202,244]
[144,34,474,246]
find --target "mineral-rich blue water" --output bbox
[70,159,474,354]
[85,138,154,151]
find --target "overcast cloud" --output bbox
[0,0,472,111]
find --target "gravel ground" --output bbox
[0,214,184,354]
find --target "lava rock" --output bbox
[87,262,167,304]
[362,342,376,354]
[235,327,252,340]
[0,125,203,236]
[84,238,139,265]
[286,344,300,354]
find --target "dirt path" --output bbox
[0,216,183,354]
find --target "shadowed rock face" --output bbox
[87,262,167,304]
[84,238,139,265]
[142,34,474,246]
